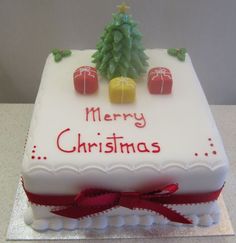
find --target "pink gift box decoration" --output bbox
[148,67,173,94]
[73,66,98,94]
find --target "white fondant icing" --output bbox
[139,215,154,226]
[154,214,167,225]
[91,216,108,229]
[49,218,63,231]
[199,214,213,227]
[24,204,220,231]
[22,49,228,230]
[188,215,199,226]
[78,217,92,228]
[125,215,139,226]
[212,212,220,223]
[24,207,33,225]
[63,218,78,230]
[109,216,125,227]
[32,219,49,231]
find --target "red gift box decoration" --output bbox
[148,67,173,94]
[73,66,98,94]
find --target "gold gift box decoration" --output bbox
[109,77,136,104]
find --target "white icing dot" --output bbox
[49,218,63,231]
[199,214,213,227]
[188,215,199,226]
[169,221,183,227]
[91,216,108,229]
[63,218,78,230]
[32,219,49,231]
[78,217,92,228]
[139,215,154,226]
[24,208,33,225]
[154,215,169,225]
[211,213,220,223]
[109,216,124,227]
[125,215,139,226]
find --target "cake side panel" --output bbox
[21,53,55,173]
[187,55,229,171]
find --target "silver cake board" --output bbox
[7,182,234,240]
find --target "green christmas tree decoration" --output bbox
[167,48,187,62]
[92,3,149,80]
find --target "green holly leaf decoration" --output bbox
[179,48,187,54]
[62,50,72,57]
[51,49,72,62]
[167,48,178,56]
[52,48,60,55]
[54,53,62,62]
[167,48,187,62]
[177,52,185,61]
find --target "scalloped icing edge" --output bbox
[24,207,220,232]
[23,160,226,175]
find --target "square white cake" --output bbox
[22,49,228,231]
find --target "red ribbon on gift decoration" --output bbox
[22,180,223,225]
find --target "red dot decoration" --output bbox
[194,138,217,158]
[32,145,47,161]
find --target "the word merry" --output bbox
[85,107,146,128]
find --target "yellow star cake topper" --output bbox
[117,2,130,13]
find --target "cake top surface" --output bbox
[22,49,228,175]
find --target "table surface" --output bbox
[0,104,235,243]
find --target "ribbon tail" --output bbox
[51,205,113,219]
[134,199,192,224]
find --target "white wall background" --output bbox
[0,0,235,104]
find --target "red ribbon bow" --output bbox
[52,184,192,224]
[22,180,223,225]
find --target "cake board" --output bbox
[6,181,234,240]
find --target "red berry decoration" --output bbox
[148,67,172,94]
[73,66,98,95]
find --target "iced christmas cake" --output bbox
[21,3,228,232]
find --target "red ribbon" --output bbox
[22,180,223,225]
